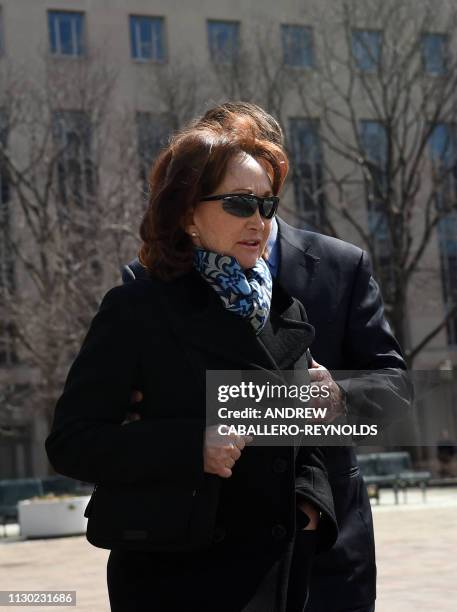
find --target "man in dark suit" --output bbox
[121,103,410,612]
[265,216,408,612]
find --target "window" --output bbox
[52,111,94,210]
[281,25,314,68]
[359,120,389,239]
[136,112,172,188]
[429,123,457,344]
[437,215,457,345]
[288,118,324,230]
[207,20,239,64]
[422,33,448,75]
[129,15,166,62]
[48,11,85,57]
[429,123,457,184]
[352,30,382,71]
[359,120,395,293]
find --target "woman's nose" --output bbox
[246,208,265,229]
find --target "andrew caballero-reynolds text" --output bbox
[213,382,378,438]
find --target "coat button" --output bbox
[273,458,287,473]
[213,526,226,544]
[271,524,287,541]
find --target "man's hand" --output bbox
[309,360,347,423]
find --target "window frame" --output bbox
[421,31,449,76]
[437,213,457,346]
[136,111,172,188]
[207,19,240,65]
[129,15,167,63]
[351,28,383,72]
[281,24,315,69]
[428,122,457,345]
[288,116,326,231]
[358,119,395,261]
[358,118,397,297]
[52,110,95,210]
[48,10,86,58]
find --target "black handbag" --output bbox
[83,474,221,552]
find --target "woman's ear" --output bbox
[183,208,199,239]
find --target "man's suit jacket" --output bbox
[276,218,410,612]
[121,217,410,611]
[45,270,338,612]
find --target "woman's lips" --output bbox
[238,240,261,251]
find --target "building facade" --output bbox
[1,0,456,478]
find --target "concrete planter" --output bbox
[18,495,91,538]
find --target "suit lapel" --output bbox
[277,217,320,298]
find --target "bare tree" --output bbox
[142,56,205,131]
[207,20,296,123]
[138,5,457,367]
[0,55,141,438]
[290,0,457,364]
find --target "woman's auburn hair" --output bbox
[138,115,289,281]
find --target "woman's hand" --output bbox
[123,395,251,478]
[297,499,321,530]
[204,426,251,478]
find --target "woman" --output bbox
[45,114,337,612]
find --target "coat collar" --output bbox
[153,269,314,373]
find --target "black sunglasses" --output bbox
[199,192,280,219]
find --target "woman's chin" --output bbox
[237,254,260,270]
[230,245,261,270]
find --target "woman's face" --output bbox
[187,153,273,270]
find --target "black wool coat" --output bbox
[123,219,412,612]
[45,269,338,612]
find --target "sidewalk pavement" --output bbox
[372,486,457,612]
[1,487,456,611]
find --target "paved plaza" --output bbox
[1,487,457,611]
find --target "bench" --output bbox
[357,452,431,504]
[0,476,92,536]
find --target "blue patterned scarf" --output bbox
[193,248,272,334]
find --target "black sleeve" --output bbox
[345,250,405,369]
[45,286,205,487]
[339,250,413,425]
[295,446,338,551]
